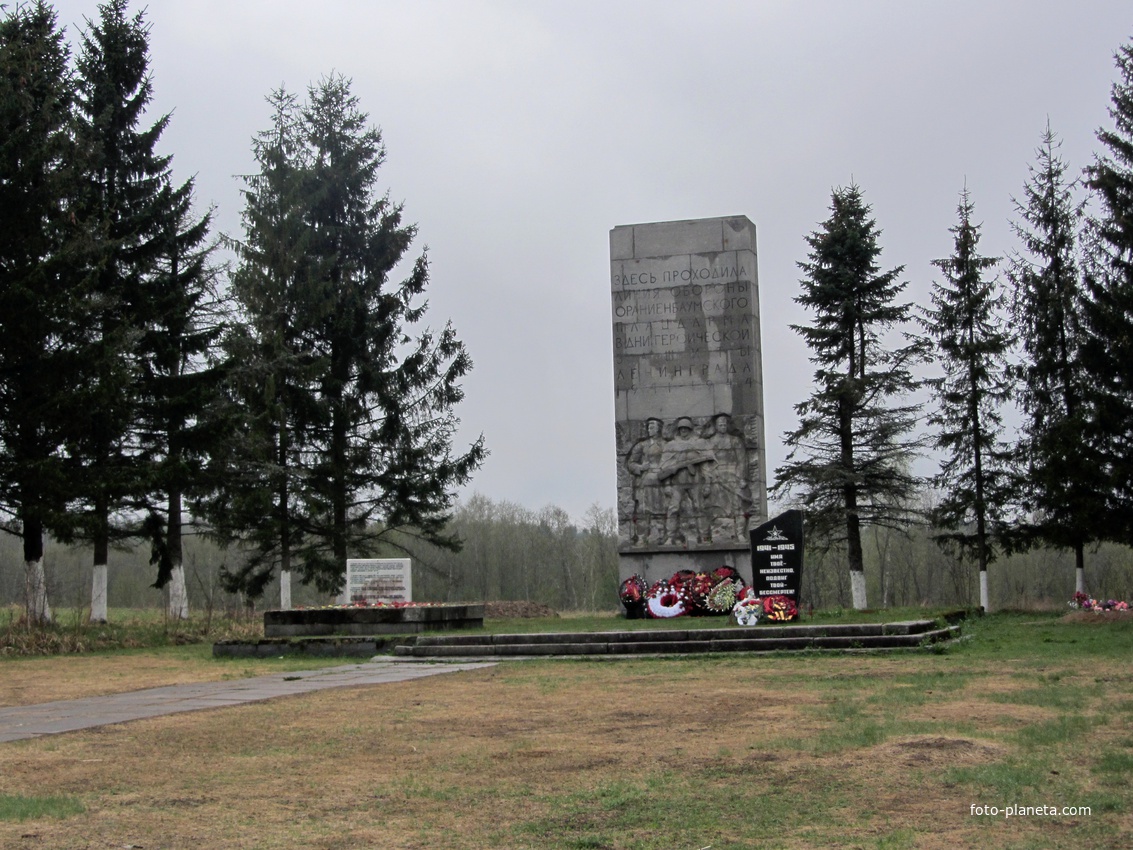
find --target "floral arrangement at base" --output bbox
[623,569,804,623]
[683,571,717,612]
[704,578,742,613]
[646,579,689,618]
[732,592,762,626]
[762,594,799,622]
[640,567,750,619]
[1069,592,1130,612]
[619,575,648,618]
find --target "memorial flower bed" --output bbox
[620,568,799,622]
[1069,592,1130,612]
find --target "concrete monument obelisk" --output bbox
[611,216,767,585]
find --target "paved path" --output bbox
[0,660,496,743]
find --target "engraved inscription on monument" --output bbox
[612,217,768,582]
[345,558,412,604]
[750,510,804,603]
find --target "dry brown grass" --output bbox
[1,646,1129,849]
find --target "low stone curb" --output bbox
[394,622,960,658]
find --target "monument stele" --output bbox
[611,216,767,586]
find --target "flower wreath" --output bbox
[619,574,647,606]
[646,580,689,618]
[628,567,757,619]
[682,571,717,613]
[705,578,743,613]
[762,594,798,622]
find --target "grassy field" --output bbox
[0,610,1130,848]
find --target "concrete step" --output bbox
[393,622,960,658]
[413,619,939,647]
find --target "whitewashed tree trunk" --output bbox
[167,561,189,620]
[280,569,292,611]
[164,490,188,620]
[25,557,52,624]
[979,570,989,612]
[90,563,108,623]
[850,569,868,610]
[1075,567,1086,595]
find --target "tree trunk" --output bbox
[1074,543,1086,595]
[26,557,52,625]
[167,563,189,620]
[166,489,189,619]
[846,512,867,610]
[278,419,293,608]
[91,495,110,623]
[91,564,108,623]
[22,515,52,624]
[850,569,867,610]
[979,568,989,612]
[280,570,292,610]
[840,385,867,610]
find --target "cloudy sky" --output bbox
[46,0,1133,523]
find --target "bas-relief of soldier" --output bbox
[623,414,756,548]
[658,416,713,545]
[704,413,751,542]
[624,418,666,546]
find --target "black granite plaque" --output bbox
[749,510,804,610]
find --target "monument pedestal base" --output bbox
[263,604,483,637]
[619,549,752,588]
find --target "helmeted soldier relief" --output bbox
[626,418,666,545]
[658,417,713,544]
[704,413,752,541]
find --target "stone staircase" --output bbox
[393,619,959,659]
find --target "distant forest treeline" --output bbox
[4,492,1132,616]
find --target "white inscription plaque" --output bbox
[345,558,412,604]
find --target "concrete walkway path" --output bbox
[0,659,496,743]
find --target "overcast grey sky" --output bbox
[47,0,1133,522]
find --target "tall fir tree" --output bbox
[296,75,485,591]
[1011,125,1104,595]
[0,1,78,624]
[203,87,319,606]
[774,184,925,610]
[924,189,1014,611]
[1083,36,1133,553]
[210,76,485,600]
[133,184,220,619]
[66,0,190,621]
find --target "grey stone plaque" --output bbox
[344,558,412,604]
[611,216,767,585]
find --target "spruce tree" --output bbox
[133,184,220,619]
[203,88,318,606]
[0,1,77,624]
[925,189,1014,611]
[1083,36,1133,551]
[296,75,485,592]
[774,184,925,610]
[66,0,185,621]
[1011,126,1104,595]
[212,76,485,600]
